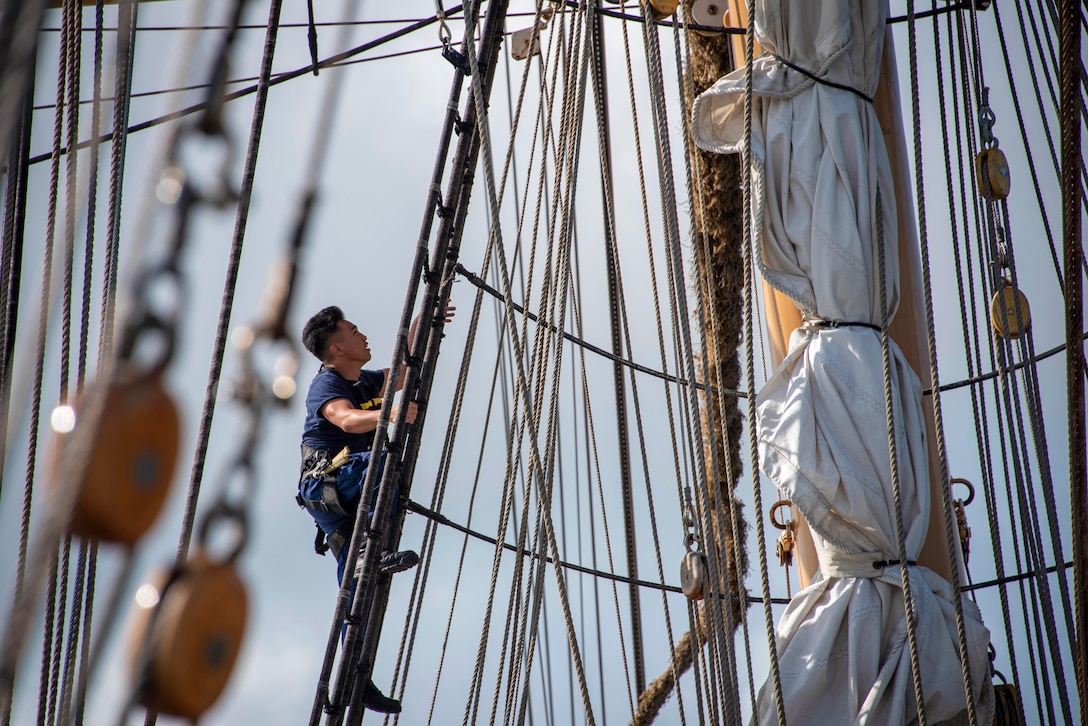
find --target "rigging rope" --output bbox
[171,0,283,567]
[962,5,1078,721]
[738,0,785,721]
[5,0,74,719]
[903,4,981,722]
[1057,0,1088,709]
[672,12,761,717]
[930,6,1028,722]
[21,8,467,169]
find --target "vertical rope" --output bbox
[902,4,979,721]
[171,0,282,566]
[12,0,73,719]
[738,0,785,721]
[1058,0,1088,711]
[933,7,1025,718]
[0,14,35,511]
[98,0,139,366]
[873,189,929,724]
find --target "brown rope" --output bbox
[630,606,707,725]
[1058,0,1087,712]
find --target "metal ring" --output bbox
[951,477,975,506]
[769,499,792,530]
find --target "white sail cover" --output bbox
[691,1,993,723]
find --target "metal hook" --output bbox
[951,477,976,506]
[769,499,793,531]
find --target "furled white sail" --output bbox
[691,1,994,723]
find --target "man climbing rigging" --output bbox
[296,302,454,714]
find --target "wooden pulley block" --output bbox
[687,0,726,34]
[975,147,1011,201]
[952,499,971,564]
[992,683,1024,725]
[66,372,180,545]
[679,550,708,601]
[775,528,795,567]
[990,278,1031,339]
[647,0,679,20]
[128,552,248,720]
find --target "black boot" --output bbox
[355,549,420,578]
[362,680,401,714]
[378,549,419,574]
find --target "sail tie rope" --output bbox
[814,549,918,579]
[769,52,874,104]
[804,319,883,333]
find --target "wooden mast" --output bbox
[755,25,958,588]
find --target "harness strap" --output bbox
[296,444,351,515]
[295,481,347,515]
[325,523,352,560]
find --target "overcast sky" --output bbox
[0,1,1080,724]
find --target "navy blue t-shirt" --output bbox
[301,367,386,454]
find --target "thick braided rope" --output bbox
[618,5,723,720]
[77,0,105,389]
[873,187,928,724]
[1057,0,1088,708]
[599,22,695,713]
[495,43,579,726]
[45,2,84,722]
[903,4,980,721]
[57,1,100,717]
[500,13,592,721]
[1001,0,1082,286]
[71,542,97,725]
[509,23,601,724]
[458,12,575,722]
[617,0,695,592]
[737,0,786,721]
[56,540,89,725]
[47,13,85,717]
[945,10,1039,711]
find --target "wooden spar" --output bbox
[755,26,958,588]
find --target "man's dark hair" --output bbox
[302,306,345,361]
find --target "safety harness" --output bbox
[296,443,353,559]
[296,374,384,560]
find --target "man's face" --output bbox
[332,319,372,366]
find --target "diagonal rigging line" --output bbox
[31,42,452,112]
[20,6,465,168]
[461,264,1088,402]
[455,263,745,397]
[403,500,795,606]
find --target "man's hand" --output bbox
[394,400,418,424]
[442,302,456,324]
